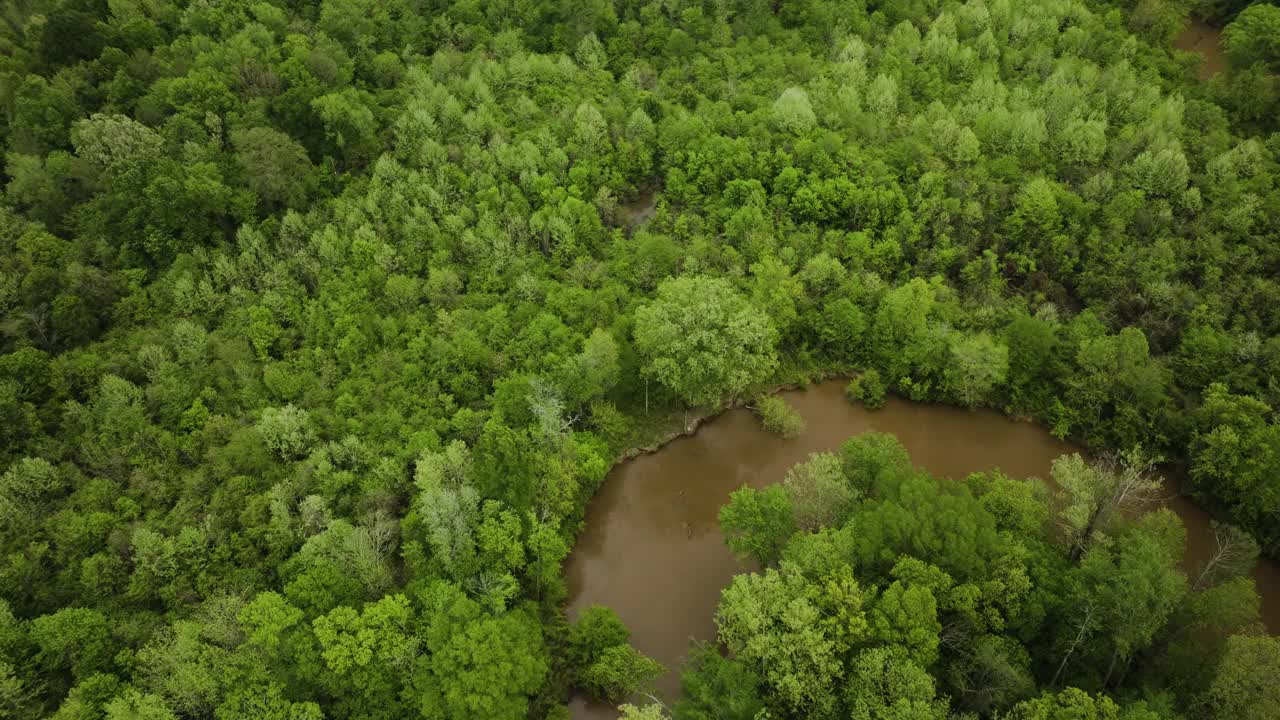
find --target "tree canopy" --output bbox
[692,434,1269,720]
[0,0,1278,717]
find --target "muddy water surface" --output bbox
[1174,19,1226,80]
[565,380,1280,719]
[618,189,658,229]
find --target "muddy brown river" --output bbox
[565,380,1280,718]
[1174,19,1225,80]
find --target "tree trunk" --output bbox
[1114,654,1134,688]
[1070,506,1105,563]
[1052,604,1095,687]
[1103,648,1120,688]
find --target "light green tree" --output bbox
[1006,688,1122,719]
[415,442,481,578]
[773,87,817,134]
[558,328,621,408]
[845,646,948,720]
[634,276,778,413]
[238,591,303,653]
[871,278,940,388]
[575,32,607,70]
[1052,450,1163,559]
[783,452,855,531]
[103,689,178,720]
[749,255,803,336]
[838,432,913,495]
[867,74,899,120]
[755,395,806,439]
[312,594,415,676]
[868,581,942,667]
[256,405,315,460]
[0,457,62,528]
[716,567,844,718]
[945,332,1009,408]
[618,704,668,720]
[311,89,378,166]
[1127,146,1189,198]
[70,113,162,174]
[418,605,548,720]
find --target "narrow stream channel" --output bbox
[564,379,1280,719]
[1173,18,1225,80]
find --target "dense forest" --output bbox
[670,434,1271,720]
[2,0,1280,718]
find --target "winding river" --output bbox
[564,379,1280,719]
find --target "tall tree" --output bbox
[1053,450,1164,560]
[634,276,778,414]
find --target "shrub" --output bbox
[846,369,887,409]
[756,395,806,438]
[581,644,664,701]
[568,605,629,671]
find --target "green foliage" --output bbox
[1188,384,1280,554]
[416,590,549,720]
[868,581,943,667]
[103,690,178,720]
[0,457,63,532]
[871,279,942,394]
[1053,449,1164,558]
[1052,515,1188,685]
[967,470,1052,538]
[784,451,856,532]
[567,605,660,702]
[1223,4,1280,70]
[30,608,114,682]
[844,646,947,720]
[755,395,806,439]
[838,432,913,496]
[1006,688,1124,719]
[701,432,1249,719]
[674,644,764,720]
[255,405,315,460]
[568,605,630,674]
[580,644,663,701]
[231,127,313,211]
[846,369,887,410]
[1004,313,1062,417]
[1197,635,1280,720]
[773,87,817,135]
[312,594,413,676]
[619,704,669,720]
[719,485,796,566]
[634,276,779,409]
[1,0,1279,717]
[716,566,850,718]
[945,333,1009,408]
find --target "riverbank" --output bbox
[565,378,1280,720]
[608,370,845,465]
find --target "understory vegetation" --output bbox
[1,0,1279,718]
